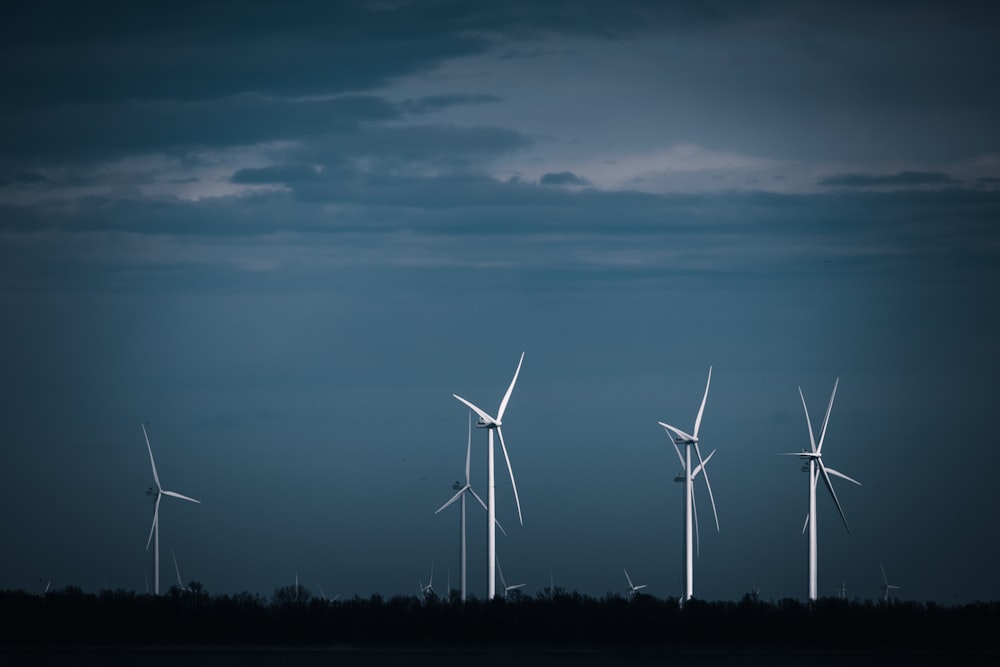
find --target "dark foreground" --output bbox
[3,645,999,667]
[3,587,998,664]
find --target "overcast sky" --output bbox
[2,1,999,604]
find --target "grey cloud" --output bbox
[540,171,590,186]
[232,164,322,185]
[819,171,959,188]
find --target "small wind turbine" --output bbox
[780,379,861,602]
[436,412,491,602]
[419,562,435,601]
[496,559,525,600]
[624,569,646,599]
[837,581,847,600]
[171,549,189,592]
[143,423,200,596]
[880,563,900,603]
[658,366,719,603]
[453,352,525,599]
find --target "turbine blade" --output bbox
[693,366,712,439]
[694,443,720,532]
[465,411,472,484]
[162,490,201,504]
[142,423,162,491]
[817,378,839,454]
[818,460,851,534]
[435,488,465,514]
[496,352,524,422]
[802,512,809,534]
[496,559,506,588]
[880,562,888,585]
[671,440,686,472]
[146,494,161,551]
[453,394,495,425]
[495,517,508,537]
[659,421,695,444]
[468,487,489,512]
[634,584,647,591]
[691,449,715,479]
[496,427,523,525]
[798,387,818,454]
[825,466,861,486]
[692,484,701,557]
[624,569,634,588]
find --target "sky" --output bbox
[2,1,999,605]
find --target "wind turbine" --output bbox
[496,559,525,600]
[880,563,900,603]
[143,423,200,596]
[435,412,491,602]
[419,562,435,601]
[658,366,719,603]
[453,352,525,599]
[780,378,861,601]
[171,549,189,592]
[624,569,647,599]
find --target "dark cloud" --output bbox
[0,2,492,108]
[0,94,399,162]
[398,94,502,116]
[540,171,590,187]
[819,171,960,188]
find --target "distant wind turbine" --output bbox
[880,563,900,603]
[658,366,719,603]
[496,559,525,600]
[780,379,861,601]
[419,562,435,601]
[435,412,491,602]
[171,549,189,592]
[143,423,200,596]
[624,569,646,599]
[453,352,525,599]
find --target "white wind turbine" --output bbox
[171,549,189,592]
[624,569,647,599]
[435,412,491,602]
[143,423,200,596]
[658,366,719,603]
[781,378,861,602]
[419,562,435,601]
[453,352,525,599]
[880,563,900,603]
[496,559,525,600]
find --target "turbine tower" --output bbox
[435,412,490,602]
[453,352,525,599]
[781,378,861,602]
[143,423,200,596]
[658,366,719,603]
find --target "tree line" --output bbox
[2,585,997,649]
